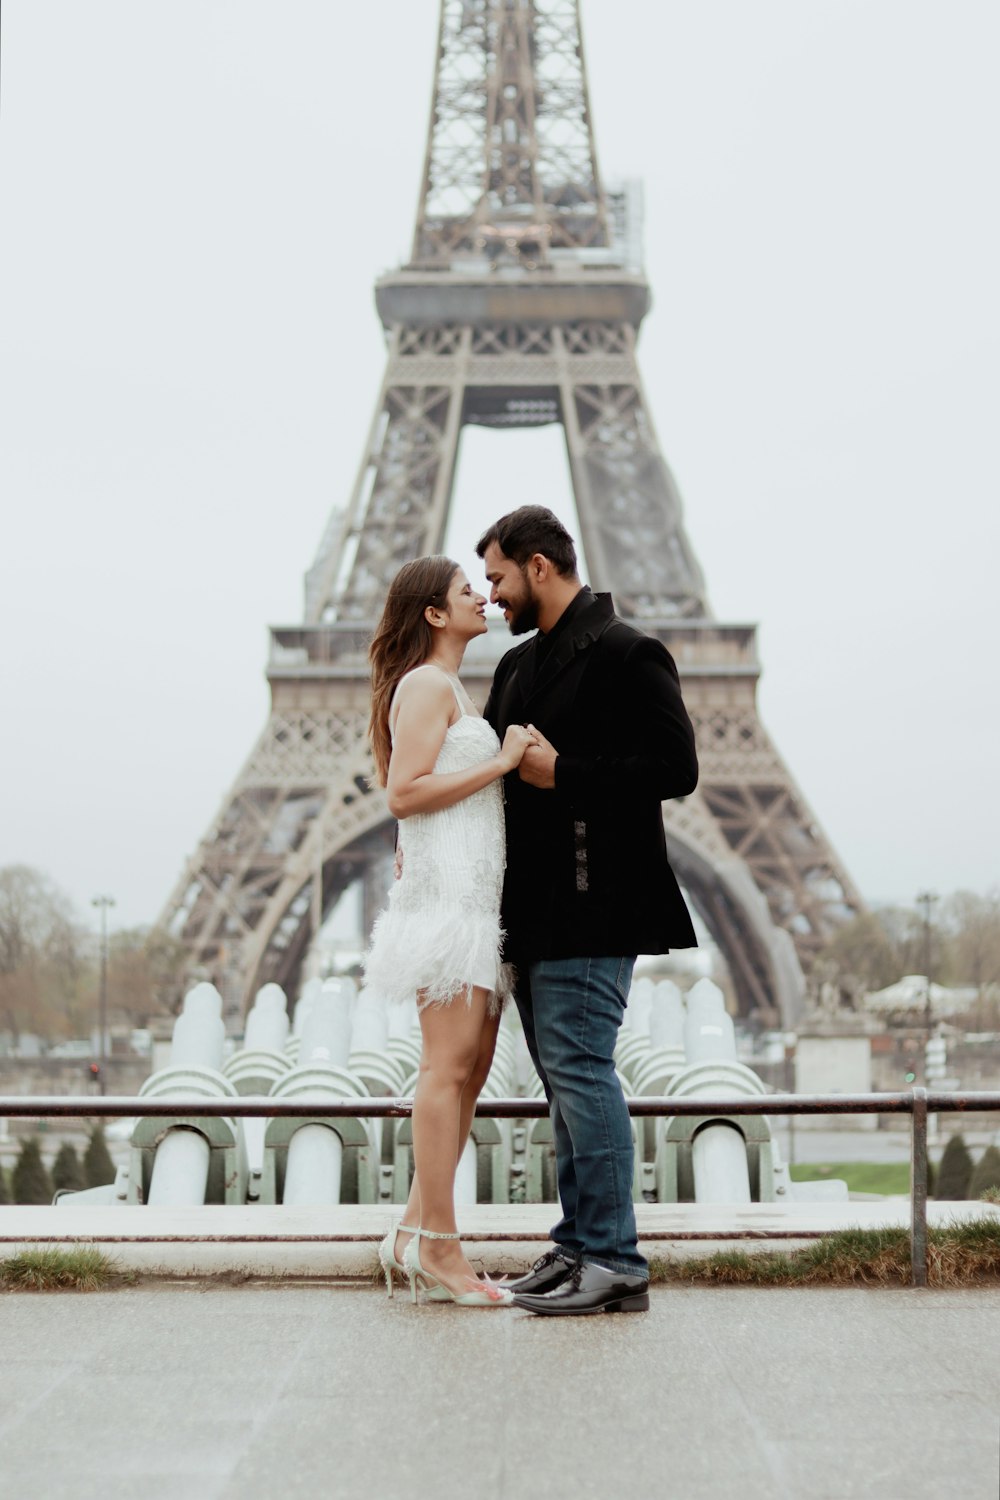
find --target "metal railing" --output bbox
[3,1088,1000,1288]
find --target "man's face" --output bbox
[483,541,539,635]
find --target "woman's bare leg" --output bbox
[396,1176,422,1256]
[395,1003,500,1264]
[410,985,492,1290]
[456,1006,501,1162]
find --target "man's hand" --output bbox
[518,724,558,788]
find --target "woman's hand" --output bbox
[387,673,540,816]
[499,724,536,772]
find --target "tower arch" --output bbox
[158,1,861,1018]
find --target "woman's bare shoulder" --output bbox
[391,665,454,722]
[395,664,453,700]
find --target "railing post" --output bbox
[910,1087,929,1288]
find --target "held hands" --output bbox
[499,723,537,773]
[518,724,558,789]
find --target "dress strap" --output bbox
[389,664,465,741]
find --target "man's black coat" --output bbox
[483,589,699,964]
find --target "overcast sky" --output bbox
[2,0,998,940]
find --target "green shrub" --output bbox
[51,1142,85,1194]
[83,1126,115,1188]
[935,1133,974,1199]
[969,1145,1000,1201]
[0,1165,10,1205]
[12,1138,53,1204]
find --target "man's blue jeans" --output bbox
[515,956,647,1279]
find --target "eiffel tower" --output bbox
[160,0,862,1025]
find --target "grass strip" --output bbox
[788,1161,911,1195]
[648,1220,1000,1287]
[0,1247,134,1292]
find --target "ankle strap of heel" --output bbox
[417,1228,460,1240]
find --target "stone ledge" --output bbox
[2,1201,997,1277]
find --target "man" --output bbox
[478,506,699,1315]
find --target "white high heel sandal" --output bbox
[378,1223,450,1300]
[403,1229,513,1307]
[377,1221,418,1298]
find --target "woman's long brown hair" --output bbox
[368,555,459,786]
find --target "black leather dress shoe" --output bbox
[505,1248,579,1295]
[513,1260,650,1316]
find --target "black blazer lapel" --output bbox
[521,594,616,716]
[511,635,540,714]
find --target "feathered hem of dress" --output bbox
[362,909,514,1019]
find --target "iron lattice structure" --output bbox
[413,0,609,264]
[160,0,862,1025]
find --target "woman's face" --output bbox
[441,568,488,639]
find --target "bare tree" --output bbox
[942,890,1000,1028]
[815,889,1000,1028]
[0,865,85,1043]
[101,925,189,1026]
[814,911,900,1007]
[872,905,932,978]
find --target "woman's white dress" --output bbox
[362,667,513,1016]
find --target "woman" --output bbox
[365,555,533,1307]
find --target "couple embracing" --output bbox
[365,506,699,1315]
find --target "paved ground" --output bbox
[3,1282,1000,1500]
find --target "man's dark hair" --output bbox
[475,505,578,577]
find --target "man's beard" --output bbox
[499,572,540,635]
[507,594,540,635]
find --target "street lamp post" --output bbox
[916,889,939,1081]
[91,895,116,1096]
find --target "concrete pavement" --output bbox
[2,1282,1000,1499]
